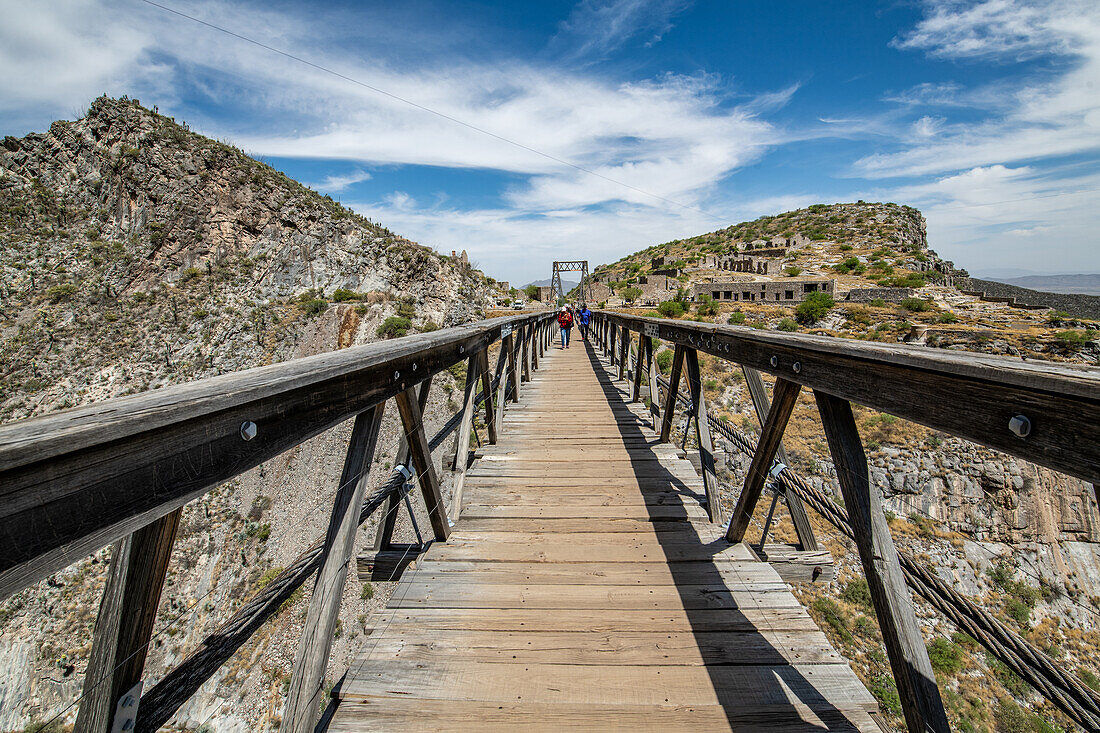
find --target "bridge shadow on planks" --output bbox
[582,339,864,732]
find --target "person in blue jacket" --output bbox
[577,304,592,340]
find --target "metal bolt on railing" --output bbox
[1009,414,1032,438]
[239,421,257,441]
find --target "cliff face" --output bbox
[0,98,493,731]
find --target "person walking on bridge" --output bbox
[557,306,574,349]
[577,304,591,340]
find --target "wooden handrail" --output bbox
[594,310,1100,485]
[0,312,554,602]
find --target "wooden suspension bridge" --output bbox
[1,308,1098,732]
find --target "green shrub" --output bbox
[655,350,674,373]
[838,244,853,251]
[419,320,440,332]
[377,316,411,338]
[333,288,360,302]
[299,298,327,316]
[840,579,872,610]
[784,266,803,276]
[524,284,539,300]
[396,298,417,319]
[795,292,835,324]
[728,311,746,325]
[361,583,374,601]
[900,297,932,312]
[1046,310,1070,324]
[811,597,851,642]
[696,294,719,316]
[867,672,902,716]
[885,273,926,288]
[1054,330,1089,348]
[1080,668,1100,691]
[45,283,77,302]
[777,318,798,332]
[869,298,886,307]
[926,637,963,676]
[703,378,719,391]
[937,312,958,324]
[657,300,685,318]
[620,286,642,303]
[833,256,861,274]
[181,266,202,281]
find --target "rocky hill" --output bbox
[0,98,497,731]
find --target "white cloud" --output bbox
[312,169,371,193]
[860,0,1100,178]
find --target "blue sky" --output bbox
[2,0,1098,284]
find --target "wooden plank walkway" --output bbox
[328,338,880,731]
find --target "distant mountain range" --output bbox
[987,274,1100,296]
[523,277,578,291]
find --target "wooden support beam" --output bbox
[493,345,509,428]
[395,386,450,541]
[479,349,497,445]
[658,344,686,443]
[608,321,616,364]
[742,366,818,551]
[75,509,182,733]
[374,379,431,551]
[683,348,722,523]
[449,354,481,522]
[814,390,950,733]
[648,341,662,431]
[283,403,386,733]
[631,332,646,403]
[519,325,531,383]
[725,377,800,543]
[617,325,629,380]
[505,332,520,403]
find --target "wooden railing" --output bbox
[591,310,1100,733]
[0,311,556,733]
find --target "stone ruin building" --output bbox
[692,278,835,304]
[716,254,782,276]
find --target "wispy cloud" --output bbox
[312,169,371,193]
[550,0,692,60]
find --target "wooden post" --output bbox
[631,331,645,402]
[658,344,686,443]
[449,354,481,522]
[683,348,722,523]
[608,322,616,363]
[725,377,800,543]
[648,341,662,430]
[395,386,450,541]
[529,322,539,371]
[814,390,950,733]
[75,509,182,733]
[505,332,520,403]
[520,324,531,382]
[374,378,432,551]
[494,344,509,428]
[283,403,385,733]
[741,367,818,551]
[479,348,497,445]
[617,325,629,380]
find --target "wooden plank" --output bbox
[815,390,949,733]
[726,377,801,543]
[362,629,842,666]
[459,504,708,520]
[283,403,385,733]
[658,344,685,443]
[378,559,789,587]
[425,539,754,564]
[632,331,645,402]
[505,332,520,403]
[328,698,881,733]
[363,606,822,633]
[75,509,181,732]
[339,659,878,710]
[753,544,835,583]
[742,366,818,551]
[395,386,450,541]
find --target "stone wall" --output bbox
[692,279,835,303]
[846,287,915,302]
[956,278,1100,320]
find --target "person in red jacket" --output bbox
[557,306,574,349]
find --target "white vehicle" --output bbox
[512,300,524,310]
